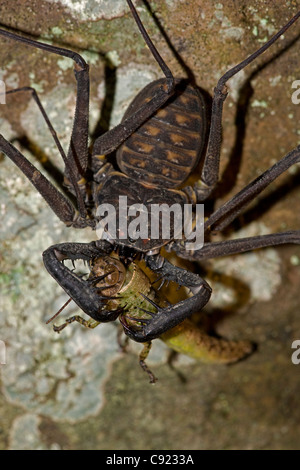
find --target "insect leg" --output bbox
[139,342,157,384]
[53,315,100,333]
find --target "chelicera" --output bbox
[1,1,300,382]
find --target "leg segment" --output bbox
[53,315,100,333]
[42,241,122,322]
[174,230,300,261]
[174,146,300,257]
[139,342,157,384]
[3,86,88,219]
[204,146,300,233]
[120,255,212,342]
[0,27,90,200]
[0,135,76,225]
[195,10,300,201]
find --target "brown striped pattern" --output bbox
[116,79,206,189]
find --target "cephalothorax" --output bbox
[1,1,300,382]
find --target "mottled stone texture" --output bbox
[0,0,300,450]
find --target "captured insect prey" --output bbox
[46,250,253,383]
[0,0,300,383]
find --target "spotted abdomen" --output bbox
[116,79,206,189]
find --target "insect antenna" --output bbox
[46,297,72,324]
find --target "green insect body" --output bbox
[89,255,253,365]
[52,253,253,381]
